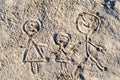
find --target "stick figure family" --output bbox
[22,12,107,76]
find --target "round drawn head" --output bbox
[23,19,41,37]
[54,32,71,48]
[76,12,101,35]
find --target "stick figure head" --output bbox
[54,32,71,48]
[23,19,41,37]
[76,12,100,35]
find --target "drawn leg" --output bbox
[86,41,107,71]
[89,53,107,71]
[60,62,63,70]
[36,62,39,73]
[23,49,28,64]
[31,62,37,74]
[72,62,85,78]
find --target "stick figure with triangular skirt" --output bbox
[23,19,47,74]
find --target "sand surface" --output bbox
[0,0,120,80]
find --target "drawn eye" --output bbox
[32,29,35,32]
[28,26,31,29]
[30,24,34,26]
[59,40,63,43]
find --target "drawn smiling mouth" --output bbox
[83,23,89,28]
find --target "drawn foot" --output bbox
[79,74,85,80]
[72,62,85,79]
[30,62,40,74]
[89,53,107,71]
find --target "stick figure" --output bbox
[73,12,107,77]
[53,32,72,70]
[23,19,47,74]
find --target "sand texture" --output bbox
[0,0,120,80]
